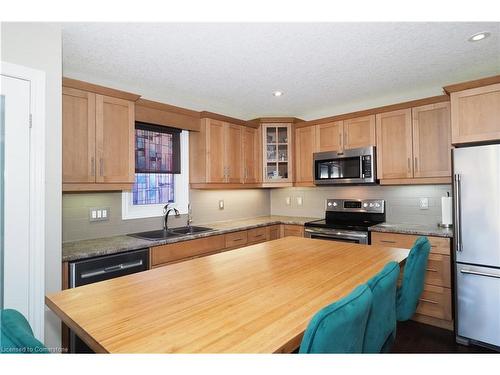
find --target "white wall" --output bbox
[1,22,62,349]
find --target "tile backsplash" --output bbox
[63,184,452,242]
[63,189,271,242]
[270,184,452,224]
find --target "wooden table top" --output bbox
[46,237,409,353]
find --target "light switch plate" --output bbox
[219,200,224,210]
[296,197,303,206]
[285,197,291,206]
[419,198,429,210]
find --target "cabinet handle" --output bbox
[414,157,419,172]
[380,240,397,244]
[407,158,411,173]
[426,268,438,273]
[344,132,348,147]
[91,157,95,176]
[339,133,342,148]
[100,158,104,176]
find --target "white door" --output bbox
[1,75,32,319]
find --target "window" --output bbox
[122,124,189,220]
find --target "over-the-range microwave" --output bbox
[313,146,377,185]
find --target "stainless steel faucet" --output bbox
[186,203,193,229]
[163,203,180,231]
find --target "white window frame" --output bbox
[122,130,189,219]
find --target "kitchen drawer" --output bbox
[247,227,267,244]
[370,232,450,255]
[425,254,451,288]
[267,225,281,240]
[150,234,225,267]
[283,224,304,237]
[225,230,248,248]
[415,284,452,321]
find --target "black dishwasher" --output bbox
[68,248,149,353]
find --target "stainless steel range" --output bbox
[304,199,385,244]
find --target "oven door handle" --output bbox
[305,228,368,240]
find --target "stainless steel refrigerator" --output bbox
[453,144,500,350]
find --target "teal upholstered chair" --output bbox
[363,261,400,353]
[396,236,431,321]
[299,284,373,353]
[1,309,49,353]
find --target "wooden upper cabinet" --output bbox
[412,102,451,178]
[376,109,413,179]
[450,83,500,144]
[295,125,317,184]
[62,87,96,183]
[95,95,135,184]
[63,85,136,190]
[206,119,226,183]
[225,123,243,183]
[243,126,260,184]
[316,121,343,152]
[343,115,376,149]
[190,118,247,185]
[262,124,293,184]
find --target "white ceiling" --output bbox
[62,22,500,120]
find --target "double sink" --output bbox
[129,226,214,241]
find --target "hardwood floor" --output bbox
[391,321,496,353]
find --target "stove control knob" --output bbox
[332,202,338,207]
[369,203,374,208]
[363,203,368,208]
[375,203,381,208]
[327,202,332,207]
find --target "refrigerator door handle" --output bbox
[460,269,500,279]
[453,173,462,252]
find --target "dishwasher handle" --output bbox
[81,260,144,279]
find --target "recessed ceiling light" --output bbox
[468,32,490,42]
[272,90,284,97]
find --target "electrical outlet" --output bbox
[285,197,291,206]
[89,207,110,222]
[296,196,303,206]
[219,200,224,210]
[419,198,429,210]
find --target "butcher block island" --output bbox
[46,237,409,353]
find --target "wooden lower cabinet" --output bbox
[150,235,226,267]
[247,227,268,244]
[150,224,297,268]
[282,224,305,237]
[370,231,453,330]
[267,225,280,241]
[225,230,248,249]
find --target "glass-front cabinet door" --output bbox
[262,123,293,183]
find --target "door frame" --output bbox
[1,61,46,340]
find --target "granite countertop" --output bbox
[369,223,453,238]
[62,215,319,262]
